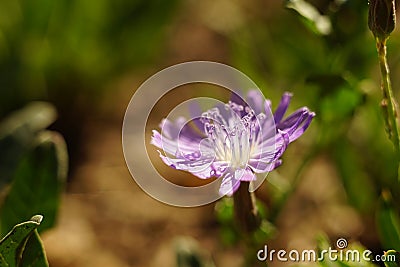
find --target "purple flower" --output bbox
[151,91,315,196]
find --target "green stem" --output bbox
[376,38,400,180]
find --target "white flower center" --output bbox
[201,102,264,169]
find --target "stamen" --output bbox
[225,101,244,113]
[199,103,266,170]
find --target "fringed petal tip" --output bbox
[276,106,315,143]
[283,91,293,97]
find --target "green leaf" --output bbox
[383,250,399,267]
[19,231,48,267]
[377,192,400,251]
[0,131,68,235]
[0,102,57,191]
[0,215,48,267]
[286,0,332,35]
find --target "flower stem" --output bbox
[233,181,260,233]
[376,37,400,181]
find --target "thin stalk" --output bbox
[376,38,400,180]
[233,181,260,233]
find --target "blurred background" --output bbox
[0,0,400,266]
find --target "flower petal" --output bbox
[151,130,201,156]
[159,117,185,139]
[253,130,289,161]
[287,111,315,142]
[191,161,229,179]
[246,90,264,114]
[219,170,241,196]
[158,152,214,176]
[189,101,206,131]
[234,168,256,181]
[274,92,293,124]
[249,131,289,172]
[277,108,315,142]
[248,159,282,173]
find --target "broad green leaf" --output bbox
[0,131,67,235]
[0,102,56,191]
[0,215,48,267]
[377,192,400,251]
[19,231,48,267]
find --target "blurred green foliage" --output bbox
[377,191,400,251]
[175,237,216,267]
[0,0,180,118]
[0,102,57,189]
[0,102,67,265]
[0,0,182,265]
[315,235,378,267]
[228,7,384,231]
